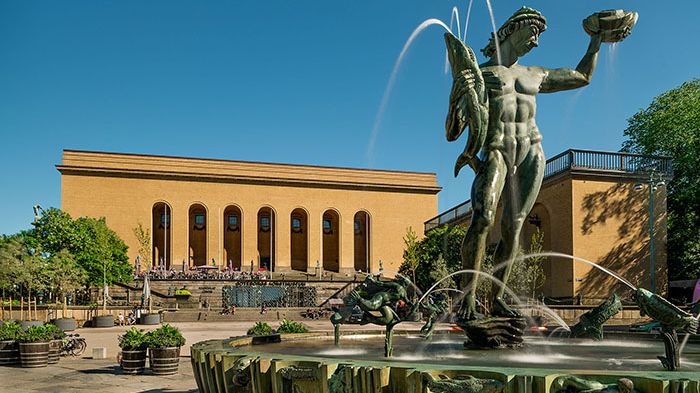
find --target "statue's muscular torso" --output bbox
[481,63,545,167]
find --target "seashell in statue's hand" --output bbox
[583,10,638,43]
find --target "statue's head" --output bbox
[481,6,547,59]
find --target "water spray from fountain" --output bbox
[367,18,451,165]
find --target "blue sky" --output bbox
[1,1,698,236]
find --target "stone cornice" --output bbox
[57,150,441,194]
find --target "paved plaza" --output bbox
[0,320,430,392]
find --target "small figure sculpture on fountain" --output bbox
[444,7,636,347]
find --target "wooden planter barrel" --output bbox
[139,313,161,325]
[121,349,147,374]
[19,342,49,368]
[48,340,62,364]
[51,318,77,332]
[0,340,19,366]
[149,347,180,375]
[20,320,43,330]
[92,315,115,328]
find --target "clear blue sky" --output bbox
[1,1,698,236]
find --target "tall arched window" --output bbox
[223,205,242,270]
[353,211,370,272]
[152,202,172,269]
[257,207,276,271]
[322,209,340,272]
[189,203,208,267]
[290,208,308,272]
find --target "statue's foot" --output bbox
[458,316,527,349]
[455,294,483,322]
[658,356,677,371]
[491,297,521,318]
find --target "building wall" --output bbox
[571,178,668,300]
[59,150,439,275]
[439,173,667,300]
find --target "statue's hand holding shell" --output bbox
[583,10,638,43]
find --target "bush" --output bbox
[17,325,51,343]
[145,324,186,349]
[44,323,66,340]
[0,321,22,341]
[118,327,147,350]
[276,319,308,334]
[246,322,272,336]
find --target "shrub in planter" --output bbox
[118,327,148,374]
[17,325,51,368]
[145,324,185,375]
[0,321,22,366]
[44,323,66,364]
[246,322,273,336]
[276,319,308,334]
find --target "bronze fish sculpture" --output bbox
[635,288,698,333]
[444,32,489,177]
[570,293,623,340]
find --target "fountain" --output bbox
[190,6,700,392]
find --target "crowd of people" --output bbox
[133,268,270,281]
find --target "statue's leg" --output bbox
[459,150,507,320]
[492,145,545,315]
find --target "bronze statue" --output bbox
[569,293,623,340]
[444,7,636,326]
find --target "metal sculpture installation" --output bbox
[552,376,637,393]
[634,288,699,370]
[330,274,451,356]
[444,7,636,347]
[569,293,623,340]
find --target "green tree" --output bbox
[508,229,546,299]
[29,208,133,286]
[0,235,22,300]
[47,249,87,314]
[621,79,700,280]
[132,223,152,268]
[398,227,420,286]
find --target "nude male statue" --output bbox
[445,7,604,320]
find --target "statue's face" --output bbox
[508,25,540,57]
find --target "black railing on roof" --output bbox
[425,149,673,232]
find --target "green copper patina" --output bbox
[444,7,637,344]
[634,288,699,370]
[569,294,623,340]
[553,376,637,393]
[423,374,505,393]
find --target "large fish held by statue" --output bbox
[444,32,489,177]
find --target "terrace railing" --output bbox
[424,149,672,232]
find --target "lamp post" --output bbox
[634,170,666,294]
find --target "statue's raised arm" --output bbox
[444,33,489,177]
[539,10,637,93]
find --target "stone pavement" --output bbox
[0,320,432,392]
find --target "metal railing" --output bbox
[425,149,673,232]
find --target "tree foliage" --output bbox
[133,223,151,268]
[399,225,465,292]
[621,79,700,280]
[28,208,132,286]
[508,228,546,299]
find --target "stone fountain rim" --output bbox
[191,331,700,380]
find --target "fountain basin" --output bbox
[191,331,700,392]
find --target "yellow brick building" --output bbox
[57,150,440,275]
[425,149,672,300]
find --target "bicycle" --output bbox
[60,334,87,357]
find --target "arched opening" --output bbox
[353,211,370,273]
[257,207,275,271]
[290,208,308,272]
[322,209,340,272]
[223,205,242,270]
[152,202,172,269]
[189,203,208,267]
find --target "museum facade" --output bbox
[57,150,440,275]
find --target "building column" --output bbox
[339,209,355,276]
[172,203,188,270]
[275,210,291,273]
[307,208,322,274]
[242,206,259,271]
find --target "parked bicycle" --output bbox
[60,333,87,357]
